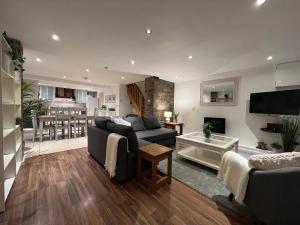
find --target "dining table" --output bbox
[38,115,95,142]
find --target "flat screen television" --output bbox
[204,117,225,134]
[249,89,300,115]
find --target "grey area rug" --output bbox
[158,151,252,218]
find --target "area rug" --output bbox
[24,137,88,158]
[158,150,252,217]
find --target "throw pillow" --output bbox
[110,116,131,126]
[95,116,110,129]
[248,152,300,170]
[143,116,161,129]
[106,121,138,151]
[123,116,146,131]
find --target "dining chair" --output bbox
[32,115,54,141]
[54,108,71,140]
[70,107,88,138]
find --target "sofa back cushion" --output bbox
[123,116,146,131]
[106,121,138,151]
[143,116,161,129]
[95,116,110,129]
[248,152,300,170]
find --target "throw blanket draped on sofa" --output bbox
[105,133,126,178]
[217,151,251,204]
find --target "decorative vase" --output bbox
[173,118,177,123]
[204,131,211,139]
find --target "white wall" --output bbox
[175,65,287,148]
[118,84,133,116]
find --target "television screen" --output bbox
[204,117,225,134]
[249,90,300,115]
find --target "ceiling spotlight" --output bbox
[36,58,41,62]
[130,60,135,65]
[63,75,67,79]
[256,0,266,7]
[175,76,178,79]
[267,56,273,60]
[52,34,60,41]
[85,68,90,72]
[146,28,152,35]
[104,66,108,70]
[121,76,125,80]
[212,86,216,89]
[188,55,193,60]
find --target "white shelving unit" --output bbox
[0,34,23,212]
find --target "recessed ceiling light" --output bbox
[130,60,135,65]
[256,0,266,7]
[85,68,90,72]
[267,56,273,60]
[121,76,125,80]
[188,55,193,60]
[175,76,178,79]
[63,75,67,79]
[36,58,41,62]
[52,34,60,41]
[146,28,152,35]
[212,86,216,89]
[104,66,109,70]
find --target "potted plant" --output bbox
[271,142,282,153]
[281,116,300,152]
[202,122,213,139]
[173,112,180,123]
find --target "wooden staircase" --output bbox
[127,83,145,116]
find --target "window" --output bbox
[39,85,54,100]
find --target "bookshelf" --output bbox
[0,34,23,211]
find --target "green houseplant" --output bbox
[173,112,180,122]
[281,116,300,152]
[202,122,213,139]
[17,81,47,128]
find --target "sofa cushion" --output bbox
[110,116,131,126]
[248,152,300,170]
[95,116,110,129]
[138,138,151,147]
[106,122,138,151]
[123,116,146,131]
[143,116,161,129]
[136,128,177,143]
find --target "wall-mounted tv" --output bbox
[249,89,300,115]
[204,117,225,134]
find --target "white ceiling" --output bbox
[1,0,300,85]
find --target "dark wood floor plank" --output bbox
[0,148,253,225]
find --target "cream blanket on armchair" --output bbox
[105,133,126,178]
[217,151,251,204]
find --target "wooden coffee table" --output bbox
[137,144,173,192]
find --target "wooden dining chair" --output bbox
[54,108,71,140]
[70,108,88,138]
[32,115,54,141]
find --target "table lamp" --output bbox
[164,111,172,122]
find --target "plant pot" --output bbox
[204,132,211,139]
[2,53,12,73]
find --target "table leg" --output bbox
[137,154,142,181]
[180,125,183,135]
[151,160,158,192]
[167,154,172,184]
[39,120,43,142]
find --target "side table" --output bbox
[137,144,173,192]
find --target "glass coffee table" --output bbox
[176,132,239,170]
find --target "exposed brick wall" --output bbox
[144,77,174,122]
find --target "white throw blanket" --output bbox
[217,151,251,204]
[105,133,125,178]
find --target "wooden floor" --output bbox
[0,148,253,225]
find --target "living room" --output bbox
[0,0,300,225]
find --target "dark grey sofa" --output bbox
[88,116,176,182]
[244,167,300,225]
